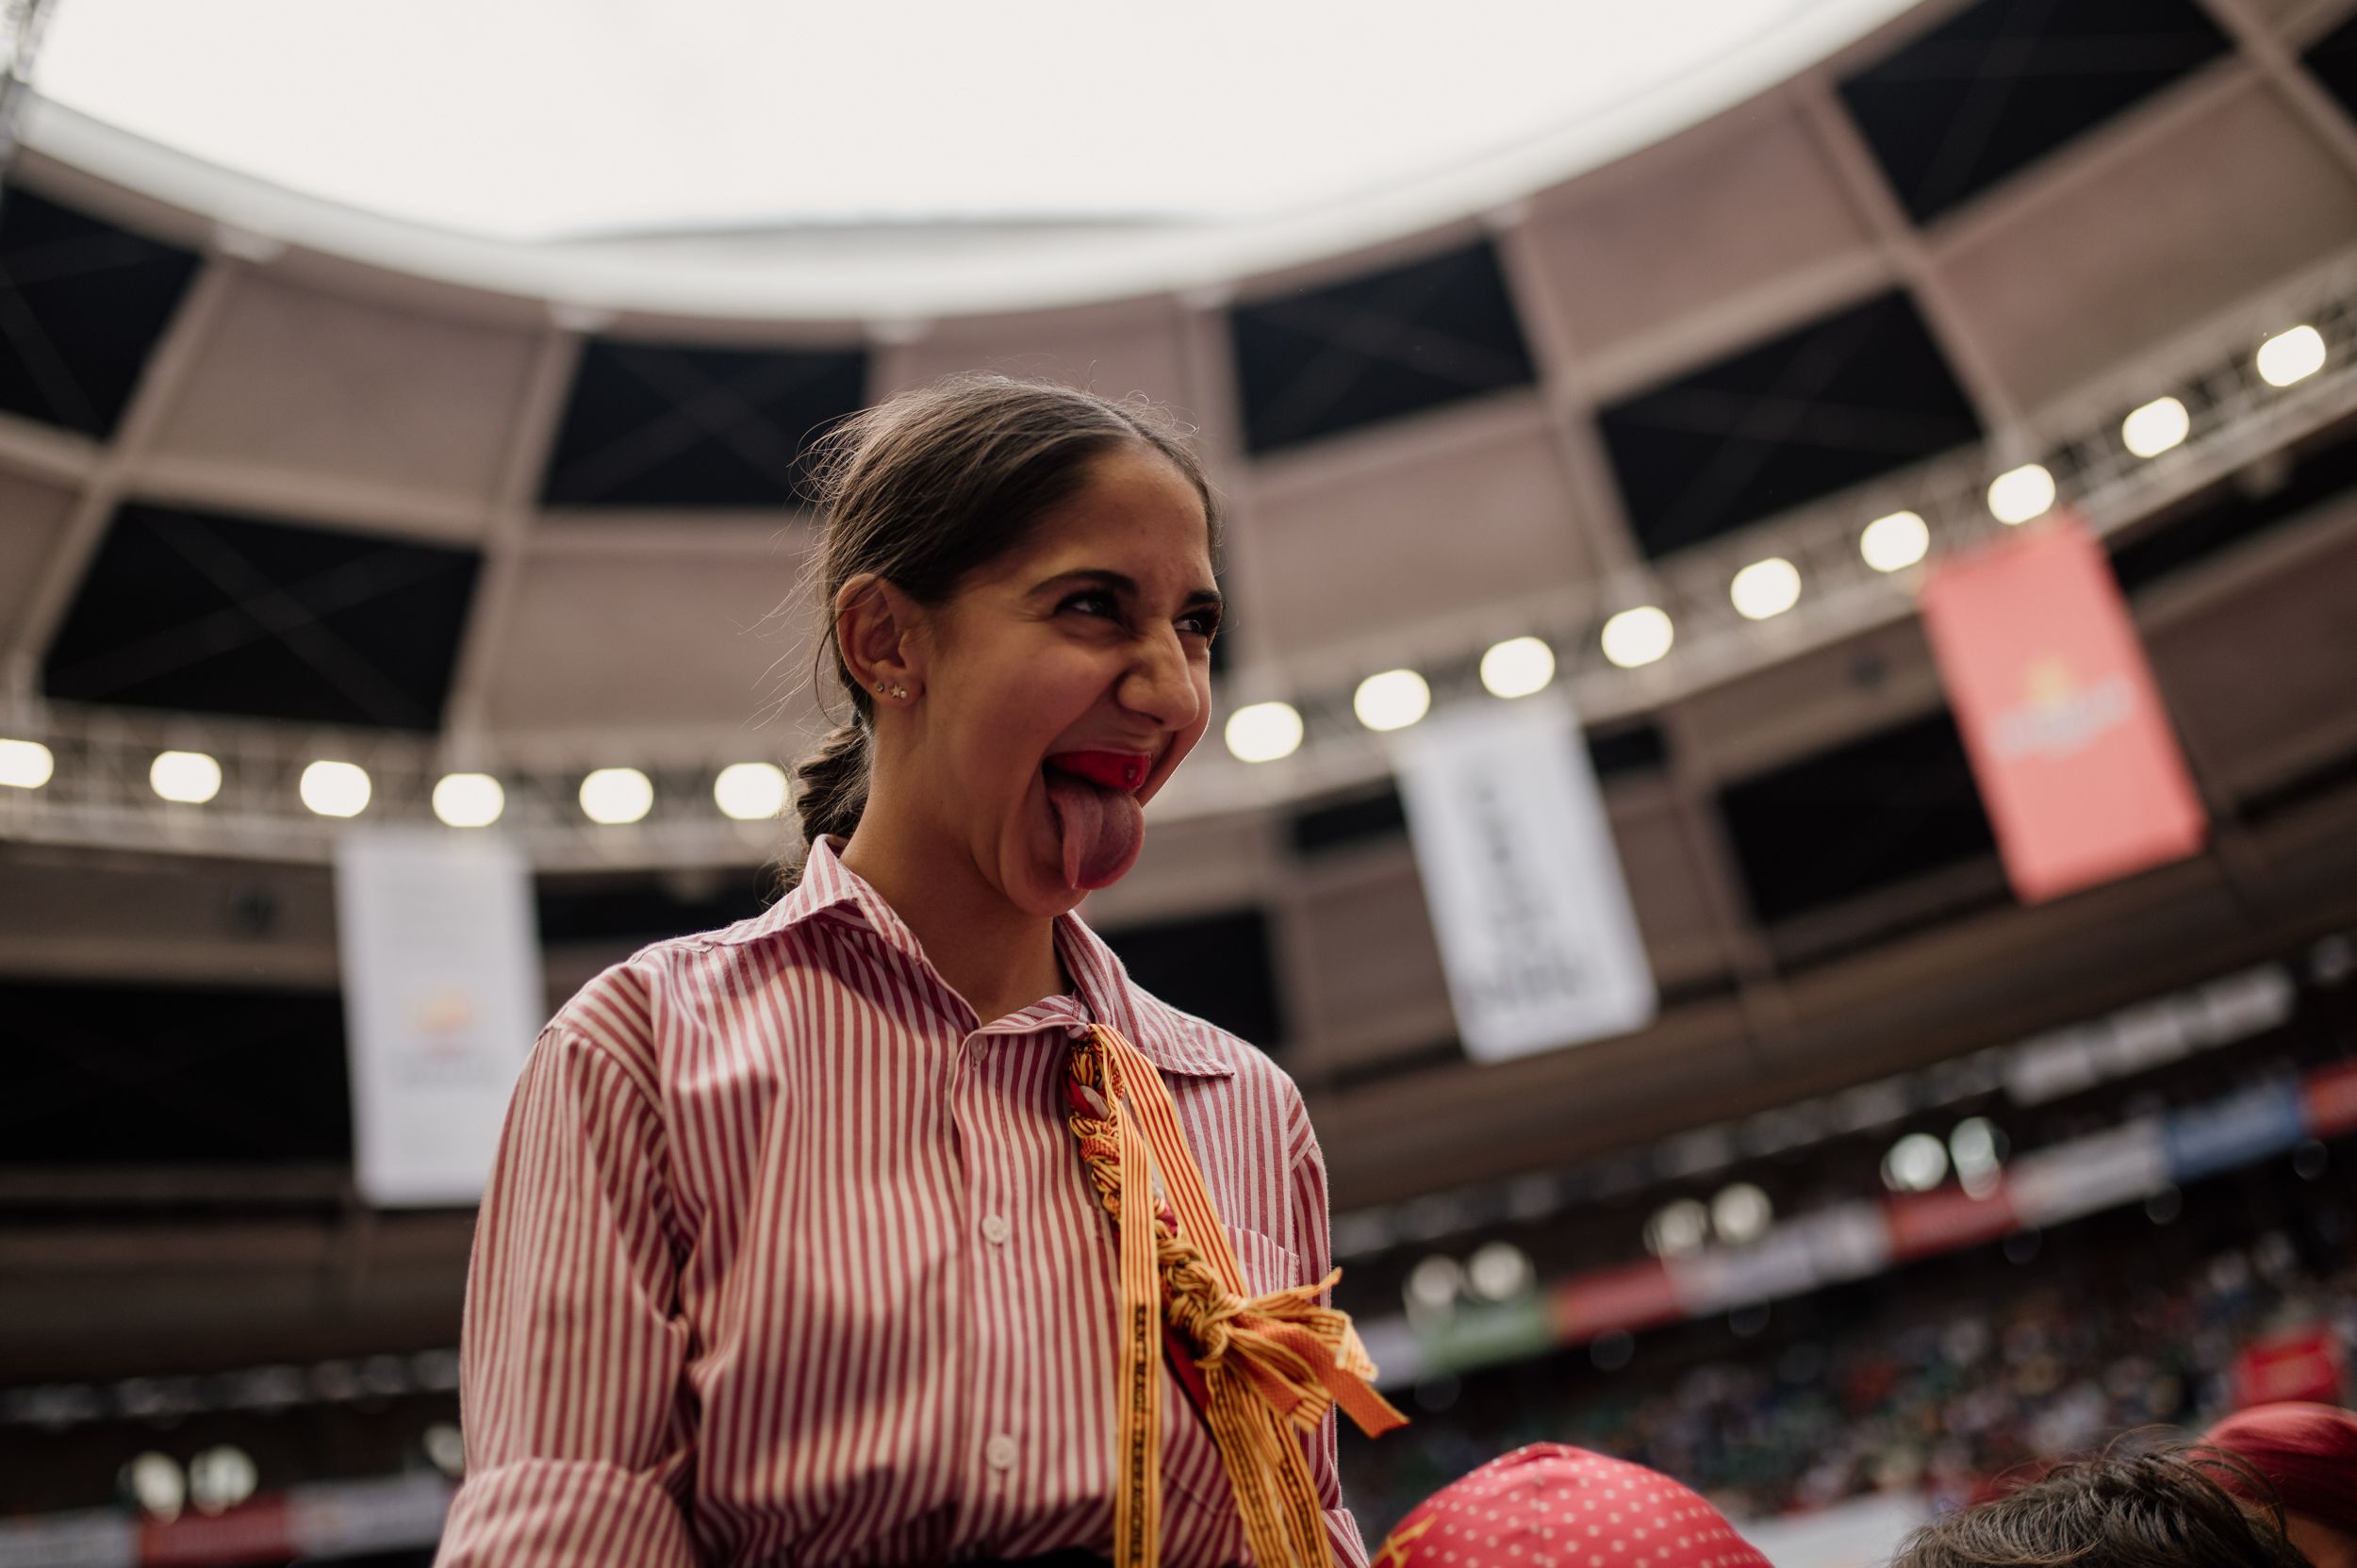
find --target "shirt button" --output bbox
[981,1213,1011,1246]
[985,1434,1017,1471]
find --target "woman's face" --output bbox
[900,443,1219,916]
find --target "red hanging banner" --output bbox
[1919,517,2207,904]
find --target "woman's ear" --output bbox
[834,572,925,701]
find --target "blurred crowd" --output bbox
[1341,1154,2356,1543]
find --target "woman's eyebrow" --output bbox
[1032,568,1223,611]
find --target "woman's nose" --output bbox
[1121,629,1202,732]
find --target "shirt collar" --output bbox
[722,834,1234,1079]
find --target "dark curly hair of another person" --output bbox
[1892,1443,2310,1568]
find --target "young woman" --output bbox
[435,376,1393,1568]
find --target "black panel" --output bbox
[1718,709,1997,924]
[1100,908,1285,1048]
[536,869,773,945]
[1,979,350,1164]
[1590,720,1671,780]
[2305,9,2357,120]
[1599,290,1980,558]
[43,503,481,731]
[1288,783,1409,857]
[2112,416,2357,592]
[0,186,201,437]
[1230,241,1536,454]
[1839,0,2231,224]
[541,339,867,507]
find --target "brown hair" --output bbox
[1892,1444,2308,1568]
[772,373,1221,892]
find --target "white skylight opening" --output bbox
[39,0,1920,244]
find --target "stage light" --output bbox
[1224,701,1303,763]
[2120,396,2188,457]
[1951,1115,2006,1198]
[1881,1131,1950,1193]
[1730,557,1801,620]
[1353,668,1430,732]
[1643,1197,1708,1259]
[1601,606,1673,668]
[423,1422,466,1478]
[1404,1255,1464,1313]
[580,767,653,825]
[2257,324,2325,387]
[1479,635,1556,699]
[1986,463,2054,525]
[0,737,53,788]
[123,1452,184,1520]
[715,761,788,821]
[432,773,504,828]
[150,751,223,804]
[1860,510,1929,572]
[1710,1182,1773,1245]
[299,760,371,817]
[188,1445,257,1515]
[1465,1240,1534,1301]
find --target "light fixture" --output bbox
[1224,701,1303,764]
[2120,396,2188,458]
[422,1421,466,1478]
[150,751,223,804]
[1881,1131,1951,1194]
[1479,635,1556,699]
[299,760,371,818]
[432,773,504,828]
[580,767,653,825]
[1642,1197,1709,1259]
[1951,1116,2006,1198]
[2257,324,2325,388]
[1729,557,1801,620]
[1860,510,1929,572]
[1353,668,1430,733]
[0,737,53,789]
[1404,1254,1464,1314]
[1465,1240,1535,1302]
[123,1452,185,1520]
[1710,1182,1773,1246]
[187,1445,257,1515]
[715,761,789,821]
[1601,606,1673,668]
[1986,463,2054,525]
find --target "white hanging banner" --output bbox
[336,826,544,1207]
[1393,696,1656,1063]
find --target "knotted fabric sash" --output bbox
[1063,1023,1407,1568]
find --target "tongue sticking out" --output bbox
[1042,751,1148,890]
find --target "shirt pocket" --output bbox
[1159,1225,1310,1524]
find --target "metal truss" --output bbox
[7,240,2357,869]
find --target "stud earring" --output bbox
[875,680,908,701]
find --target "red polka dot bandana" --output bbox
[1372,1444,1772,1568]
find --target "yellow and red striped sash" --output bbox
[1064,1023,1407,1568]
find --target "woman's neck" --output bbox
[836,820,1070,1028]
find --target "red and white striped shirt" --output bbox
[437,834,1369,1568]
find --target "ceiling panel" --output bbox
[1522,98,1877,361]
[1247,408,1588,658]
[42,502,482,731]
[882,299,1198,414]
[0,468,80,650]
[540,338,867,508]
[0,185,201,438]
[1838,0,2232,225]
[483,544,816,733]
[148,272,543,516]
[1597,289,1981,558]
[1933,77,2357,411]
[1230,239,1536,454]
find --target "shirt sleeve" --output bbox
[1285,1089,1373,1568]
[436,1023,701,1568]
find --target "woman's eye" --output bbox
[1181,613,1221,641]
[1062,592,1118,619]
